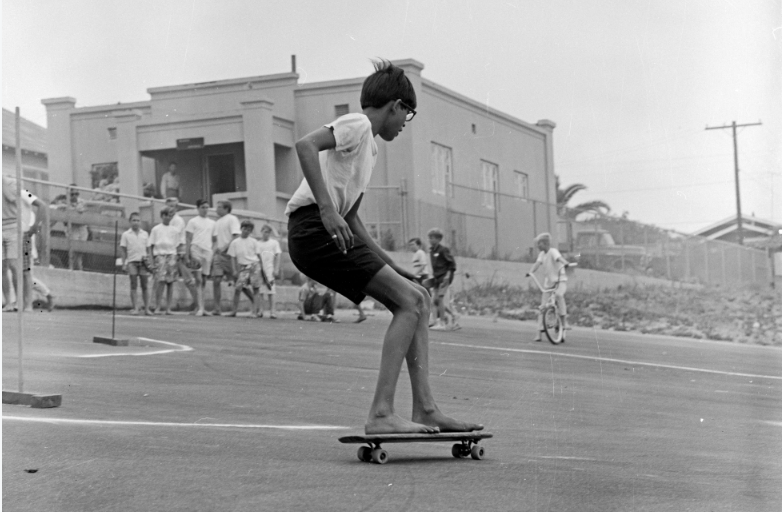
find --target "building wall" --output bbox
[43,60,555,259]
[414,81,551,258]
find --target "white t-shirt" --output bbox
[536,248,567,287]
[149,224,182,255]
[213,214,241,251]
[227,236,260,266]
[284,113,378,217]
[185,215,215,251]
[2,177,36,229]
[411,249,430,278]
[257,238,282,278]
[120,229,149,262]
[170,213,186,245]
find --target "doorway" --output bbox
[205,154,236,198]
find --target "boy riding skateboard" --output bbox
[286,59,482,435]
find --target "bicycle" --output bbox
[526,263,576,344]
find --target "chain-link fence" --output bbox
[13,174,774,288]
[410,182,553,262]
[558,211,772,288]
[361,184,407,252]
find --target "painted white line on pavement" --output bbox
[77,337,193,358]
[438,342,782,380]
[2,415,349,430]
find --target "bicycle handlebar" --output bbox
[526,263,577,293]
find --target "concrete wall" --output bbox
[32,252,692,312]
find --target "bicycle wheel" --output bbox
[542,305,564,344]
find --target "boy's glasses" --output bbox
[399,100,416,122]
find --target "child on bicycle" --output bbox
[527,232,570,342]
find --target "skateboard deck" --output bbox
[339,431,493,464]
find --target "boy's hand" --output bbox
[320,208,353,254]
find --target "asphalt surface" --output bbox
[3,309,781,512]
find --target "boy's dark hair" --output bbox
[218,200,233,213]
[427,228,443,240]
[408,237,422,247]
[360,59,416,110]
[240,220,255,230]
[129,212,140,220]
[195,199,209,208]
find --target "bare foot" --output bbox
[412,409,484,433]
[144,309,153,316]
[365,414,440,435]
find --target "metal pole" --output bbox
[731,122,743,245]
[703,239,710,285]
[14,108,24,392]
[111,220,119,339]
[493,188,499,259]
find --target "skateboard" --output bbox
[338,431,493,464]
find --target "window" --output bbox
[431,142,454,197]
[335,104,349,117]
[108,127,117,140]
[514,171,528,198]
[481,161,498,209]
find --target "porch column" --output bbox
[536,119,557,240]
[241,98,276,215]
[41,97,76,185]
[114,110,143,205]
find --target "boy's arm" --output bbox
[443,247,456,284]
[273,253,280,278]
[344,196,416,282]
[120,246,128,269]
[295,126,353,253]
[31,197,48,234]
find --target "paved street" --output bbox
[3,309,781,511]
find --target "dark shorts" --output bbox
[287,204,385,305]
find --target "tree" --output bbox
[556,174,610,219]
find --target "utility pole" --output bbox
[705,120,762,245]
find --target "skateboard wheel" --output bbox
[451,444,464,458]
[357,446,372,462]
[371,448,388,464]
[470,445,485,460]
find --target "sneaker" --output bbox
[449,323,462,331]
[430,323,446,331]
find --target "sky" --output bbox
[2,0,780,234]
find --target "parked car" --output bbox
[566,229,650,272]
